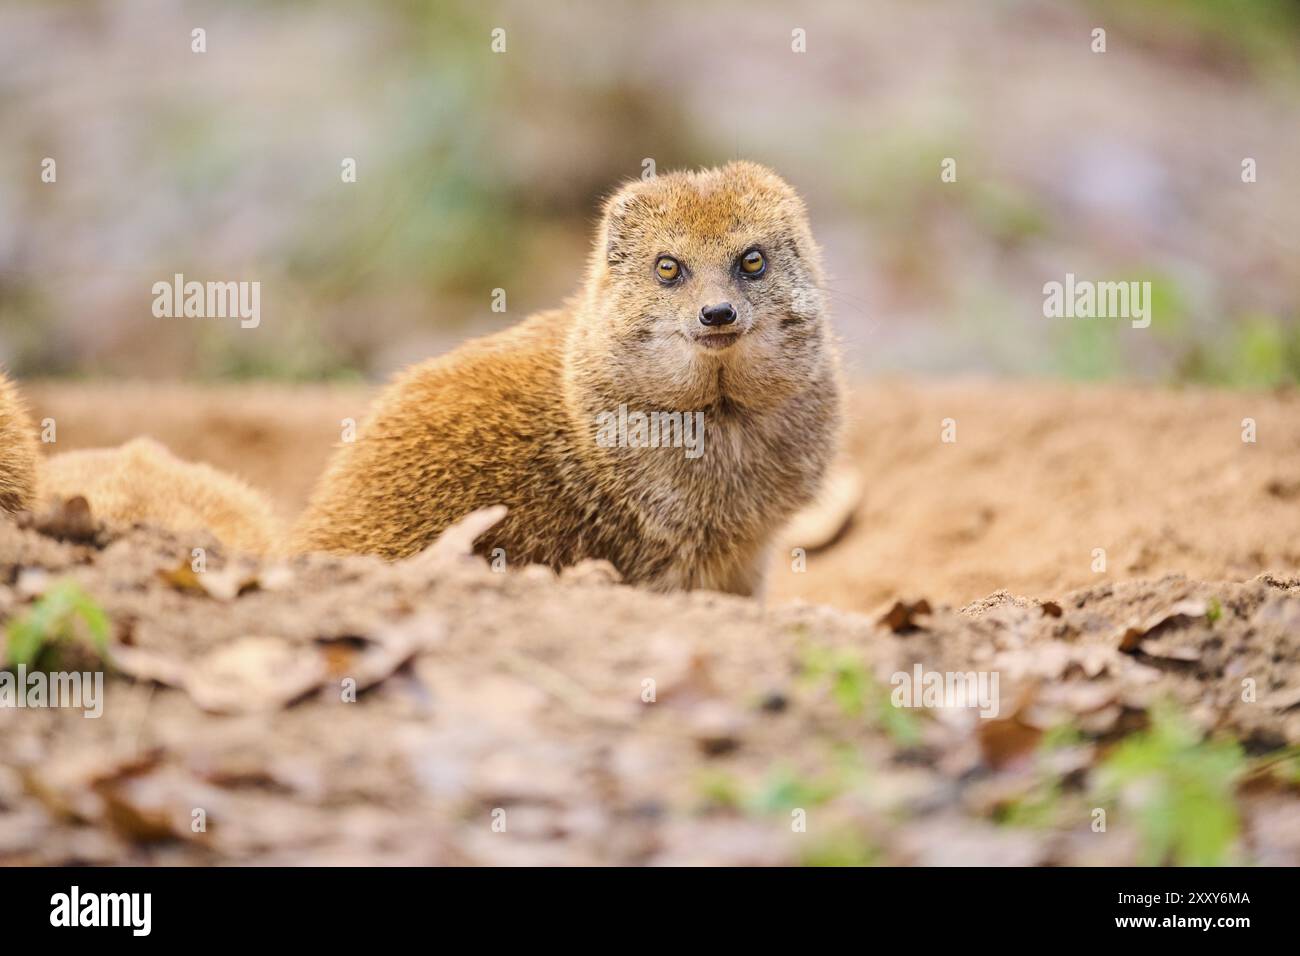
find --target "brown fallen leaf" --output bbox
[1132,638,1202,663]
[20,748,164,824]
[994,642,1072,680]
[1261,686,1300,713]
[317,612,444,692]
[689,700,745,756]
[975,685,1041,770]
[1117,599,1208,653]
[650,646,721,704]
[977,716,1042,770]
[94,766,216,845]
[560,559,622,587]
[1041,601,1063,618]
[1048,681,1119,715]
[184,636,327,714]
[157,558,259,600]
[879,599,933,634]
[319,638,364,680]
[111,645,187,687]
[406,505,508,571]
[190,752,322,798]
[157,559,205,595]
[194,566,261,601]
[1076,704,1125,735]
[1074,644,1116,679]
[413,663,550,732]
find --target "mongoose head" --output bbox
[571,161,832,412]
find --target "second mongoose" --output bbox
[40,438,282,554]
[0,371,38,515]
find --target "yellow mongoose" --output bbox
[0,371,38,515]
[295,162,842,595]
[40,437,281,554]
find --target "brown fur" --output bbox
[40,437,282,555]
[294,162,842,594]
[0,371,39,515]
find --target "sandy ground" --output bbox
[2,378,1297,866]
[24,378,1300,611]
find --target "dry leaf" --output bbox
[994,642,1071,680]
[651,646,720,704]
[1075,644,1115,679]
[317,612,443,692]
[1133,638,1201,663]
[112,645,187,687]
[407,506,508,570]
[157,559,205,595]
[1041,601,1063,618]
[157,558,259,600]
[1052,681,1119,714]
[975,685,1041,769]
[94,766,215,844]
[184,636,327,714]
[1077,704,1124,735]
[1261,686,1300,713]
[560,559,622,586]
[879,598,933,634]
[21,749,164,823]
[195,566,261,601]
[689,701,745,756]
[977,716,1041,770]
[1117,599,1208,653]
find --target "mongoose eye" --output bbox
[655,256,681,283]
[739,249,766,277]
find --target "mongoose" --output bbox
[40,437,282,554]
[295,162,842,595]
[0,371,39,515]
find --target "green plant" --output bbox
[1206,597,1223,624]
[4,581,110,671]
[693,769,744,811]
[1097,702,1244,866]
[997,723,1084,829]
[799,828,882,867]
[800,645,924,747]
[749,764,844,814]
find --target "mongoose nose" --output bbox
[699,303,737,327]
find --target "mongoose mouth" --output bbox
[692,331,742,351]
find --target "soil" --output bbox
[25,378,1300,610]
[2,378,1298,865]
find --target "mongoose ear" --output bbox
[600,190,644,264]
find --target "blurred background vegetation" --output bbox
[1,0,1297,385]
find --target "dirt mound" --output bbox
[25,379,1300,614]
[1,509,1296,866]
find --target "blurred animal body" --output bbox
[0,371,39,515]
[39,437,281,554]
